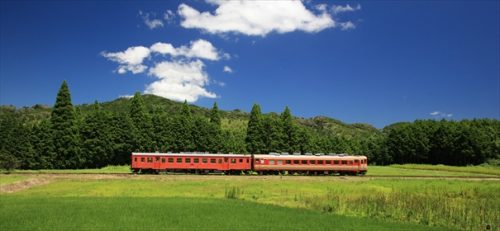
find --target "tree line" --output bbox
[0,81,498,169]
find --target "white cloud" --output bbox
[146,60,216,102]
[430,111,453,118]
[332,4,361,14]
[119,94,134,99]
[223,66,233,73]
[339,21,356,30]
[150,39,221,61]
[139,11,164,29]
[164,10,175,24]
[103,39,226,102]
[101,46,151,74]
[178,1,336,36]
[430,111,440,116]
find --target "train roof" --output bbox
[253,154,367,160]
[131,152,250,158]
[132,152,366,159]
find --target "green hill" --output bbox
[1,94,379,138]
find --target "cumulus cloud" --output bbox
[223,66,233,73]
[103,40,225,102]
[332,4,361,14]
[146,60,216,102]
[178,0,336,36]
[139,11,164,29]
[430,111,453,118]
[151,39,221,60]
[101,46,151,74]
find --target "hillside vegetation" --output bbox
[0,81,498,169]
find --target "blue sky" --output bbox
[1,0,499,128]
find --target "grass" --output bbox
[3,164,500,177]
[3,175,498,230]
[0,165,131,174]
[389,164,500,176]
[366,166,499,177]
[0,175,28,186]
[0,197,449,231]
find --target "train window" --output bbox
[318,160,324,164]
[141,157,145,162]
[349,161,353,165]
[239,159,243,163]
[218,159,222,164]
[301,160,307,164]
[277,160,283,165]
[334,160,339,165]
[177,158,182,163]
[185,158,191,163]
[231,159,236,163]
[202,158,207,163]
[354,160,359,164]
[246,159,249,163]
[161,158,166,163]
[147,157,153,163]
[134,157,137,162]
[156,157,160,162]
[326,160,331,164]
[341,160,347,165]
[168,158,174,163]
[210,159,216,163]
[194,158,199,163]
[285,160,290,164]
[269,160,275,165]
[293,160,299,164]
[255,158,260,163]
[310,160,316,165]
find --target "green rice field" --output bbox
[1,167,499,231]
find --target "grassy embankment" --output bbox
[1,171,498,230]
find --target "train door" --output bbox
[153,156,161,170]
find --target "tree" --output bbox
[172,100,194,151]
[246,104,266,154]
[0,110,34,169]
[51,81,81,168]
[262,114,284,153]
[80,101,113,168]
[281,106,298,153]
[129,92,153,151]
[31,119,55,169]
[208,102,222,152]
[109,112,137,164]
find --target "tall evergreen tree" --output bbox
[109,112,137,164]
[0,110,34,169]
[246,104,266,154]
[281,106,298,153]
[31,119,55,169]
[51,81,81,168]
[173,100,194,151]
[129,92,153,151]
[80,101,113,168]
[263,114,284,153]
[208,102,222,152]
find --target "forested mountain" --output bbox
[0,82,498,169]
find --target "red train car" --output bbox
[131,152,252,174]
[253,154,368,175]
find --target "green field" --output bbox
[1,171,498,231]
[0,196,449,231]
[3,164,499,177]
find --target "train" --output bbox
[131,152,368,175]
